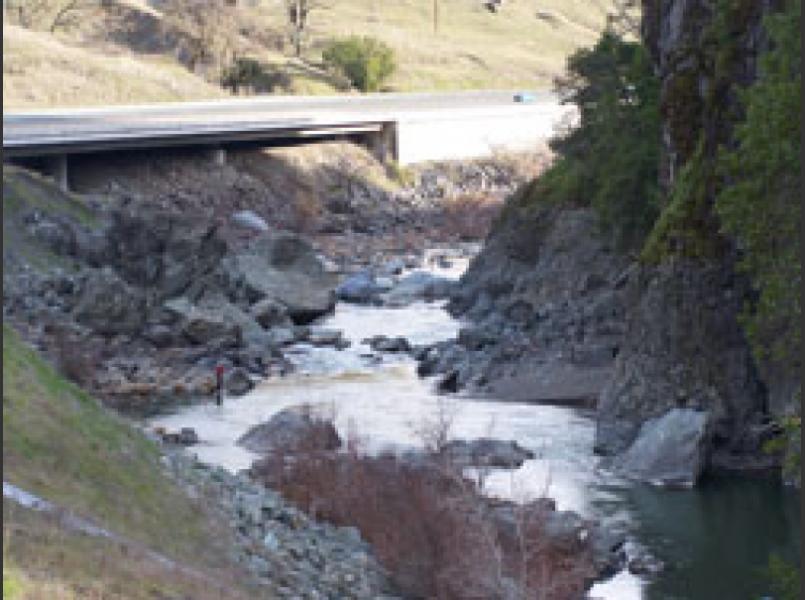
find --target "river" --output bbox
[149,254,800,600]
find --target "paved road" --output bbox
[2,90,553,157]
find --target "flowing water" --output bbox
[150,254,800,600]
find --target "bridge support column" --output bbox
[44,155,69,192]
[365,122,398,164]
[207,147,227,166]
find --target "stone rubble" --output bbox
[163,451,402,600]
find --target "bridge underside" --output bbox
[3,123,399,192]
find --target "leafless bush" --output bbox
[161,0,239,73]
[288,187,324,233]
[412,396,458,454]
[5,0,99,32]
[251,412,596,600]
[439,194,504,241]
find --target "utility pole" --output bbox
[289,0,307,58]
[432,0,439,35]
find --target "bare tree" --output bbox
[162,0,238,72]
[285,0,327,58]
[5,0,99,32]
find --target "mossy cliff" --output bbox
[596,0,795,468]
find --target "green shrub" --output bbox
[715,0,801,368]
[221,58,291,94]
[528,31,661,251]
[322,36,396,92]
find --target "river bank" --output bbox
[4,138,799,598]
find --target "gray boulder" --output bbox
[74,267,146,335]
[384,271,455,305]
[441,438,534,469]
[232,210,269,232]
[226,367,255,397]
[363,335,412,353]
[237,406,342,455]
[613,408,710,488]
[225,233,337,324]
[336,271,382,304]
[163,296,240,347]
[307,327,349,348]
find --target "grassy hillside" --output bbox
[1,326,252,599]
[3,0,617,109]
[298,0,615,91]
[2,25,226,109]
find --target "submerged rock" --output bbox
[383,271,454,305]
[440,438,534,469]
[363,335,412,353]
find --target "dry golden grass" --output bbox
[2,25,225,109]
[3,0,618,108]
[278,0,617,91]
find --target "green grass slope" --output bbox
[2,326,255,598]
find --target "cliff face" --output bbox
[594,0,778,468]
[444,198,628,405]
[448,1,787,482]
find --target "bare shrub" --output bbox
[5,0,99,33]
[288,187,324,233]
[439,194,504,241]
[161,0,239,73]
[251,414,597,600]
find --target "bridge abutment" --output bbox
[364,122,399,164]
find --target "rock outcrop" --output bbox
[595,262,767,466]
[2,174,338,414]
[593,0,777,479]
[430,204,628,405]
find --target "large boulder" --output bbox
[225,233,337,324]
[612,408,710,488]
[440,438,534,469]
[162,296,241,347]
[237,405,342,455]
[103,206,226,299]
[166,290,290,349]
[74,267,146,335]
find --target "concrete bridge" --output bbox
[2,91,570,190]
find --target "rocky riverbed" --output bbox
[4,137,799,599]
